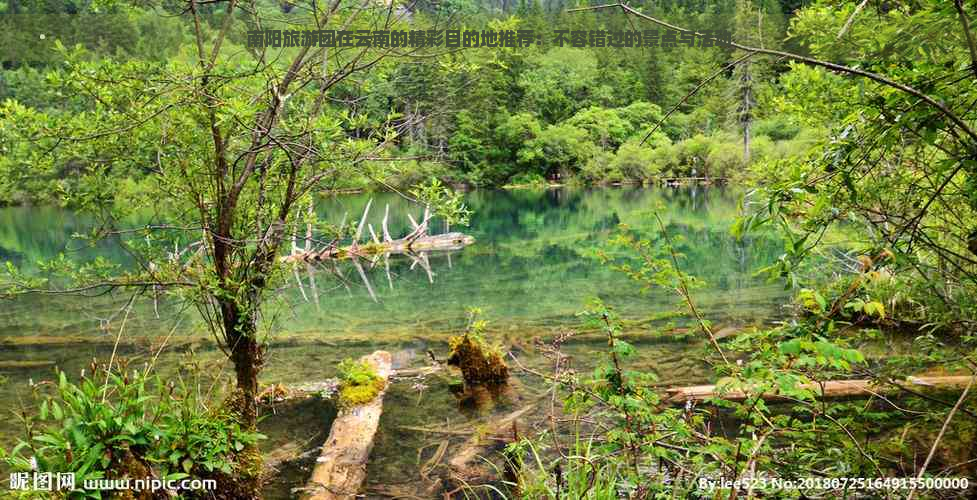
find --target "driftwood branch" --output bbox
[381,204,392,242]
[354,198,373,243]
[284,204,473,264]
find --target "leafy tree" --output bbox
[565,106,632,149]
[518,47,599,123]
[520,123,596,179]
[0,0,467,490]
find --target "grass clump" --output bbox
[447,309,509,386]
[336,358,385,409]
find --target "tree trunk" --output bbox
[741,62,753,165]
[743,116,751,164]
[221,299,265,498]
[229,326,263,427]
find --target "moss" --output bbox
[107,445,153,500]
[338,379,385,408]
[359,241,387,255]
[336,358,386,409]
[447,333,509,386]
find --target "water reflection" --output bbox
[0,186,788,341]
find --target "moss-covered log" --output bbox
[300,351,392,500]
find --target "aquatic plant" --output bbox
[503,434,627,499]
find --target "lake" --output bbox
[0,186,789,496]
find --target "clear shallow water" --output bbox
[0,186,791,495]
[0,186,786,337]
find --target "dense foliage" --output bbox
[499,0,977,497]
[1,363,264,498]
[0,0,813,205]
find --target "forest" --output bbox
[0,0,976,498]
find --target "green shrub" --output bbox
[705,141,745,178]
[579,151,619,184]
[565,107,631,149]
[754,115,802,141]
[521,124,597,178]
[617,101,664,132]
[648,141,679,176]
[506,172,548,187]
[1,366,264,490]
[496,112,543,154]
[609,142,661,181]
[386,159,452,188]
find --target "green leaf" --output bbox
[779,339,802,356]
[864,301,885,318]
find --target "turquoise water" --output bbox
[0,186,785,337]
[0,186,789,495]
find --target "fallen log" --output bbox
[283,201,474,264]
[300,351,393,500]
[0,360,56,369]
[390,365,444,379]
[666,375,976,404]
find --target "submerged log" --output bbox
[666,375,976,404]
[300,351,392,500]
[0,360,56,369]
[448,402,538,483]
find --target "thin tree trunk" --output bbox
[741,62,753,164]
[221,300,265,497]
[743,117,751,164]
